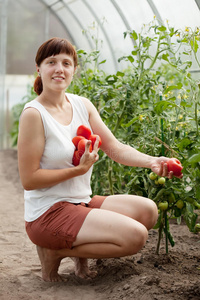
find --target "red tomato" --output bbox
[167,158,183,176]
[77,125,91,139]
[89,134,102,148]
[72,136,85,149]
[78,138,92,153]
[72,150,83,166]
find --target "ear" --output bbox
[73,66,77,75]
[36,64,40,74]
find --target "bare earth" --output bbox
[0,149,199,300]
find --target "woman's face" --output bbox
[37,53,76,92]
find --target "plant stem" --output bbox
[159,92,165,155]
[164,211,169,254]
[108,160,114,195]
[107,98,126,195]
[195,102,199,137]
[156,212,164,255]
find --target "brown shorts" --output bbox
[25,195,106,250]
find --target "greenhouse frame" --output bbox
[0,0,200,149]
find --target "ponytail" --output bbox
[34,76,43,95]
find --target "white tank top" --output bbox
[23,93,93,222]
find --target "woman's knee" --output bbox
[144,199,158,229]
[136,198,158,230]
[122,222,148,256]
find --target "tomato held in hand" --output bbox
[72,136,85,149]
[72,150,83,166]
[89,134,102,148]
[166,158,183,177]
[78,138,92,153]
[77,125,91,139]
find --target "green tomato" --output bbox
[168,193,176,204]
[194,223,200,232]
[176,200,184,209]
[158,201,168,211]
[158,177,166,185]
[149,172,157,180]
[194,201,200,209]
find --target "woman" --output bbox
[18,37,180,282]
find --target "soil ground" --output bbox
[0,149,199,300]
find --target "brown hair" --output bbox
[34,37,78,95]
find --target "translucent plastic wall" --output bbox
[0,0,200,149]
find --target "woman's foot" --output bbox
[36,246,63,282]
[72,257,97,279]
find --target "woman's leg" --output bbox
[100,194,158,230]
[37,208,148,281]
[71,195,158,279]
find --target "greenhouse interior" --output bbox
[1,1,200,299]
[0,0,200,149]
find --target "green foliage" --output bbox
[11,84,37,146]
[11,20,200,254]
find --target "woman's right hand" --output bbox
[78,137,99,174]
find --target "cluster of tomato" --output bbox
[72,125,102,166]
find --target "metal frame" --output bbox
[39,0,76,44]
[82,0,118,70]
[195,0,200,10]
[0,0,8,149]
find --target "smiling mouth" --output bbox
[52,77,65,80]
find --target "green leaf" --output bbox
[188,153,200,163]
[131,50,138,56]
[195,186,200,199]
[154,100,177,114]
[162,53,169,61]
[164,83,183,93]
[123,31,128,39]
[153,213,162,229]
[157,26,167,32]
[99,59,106,65]
[122,116,139,128]
[127,55,134,63]
[168,231,175,247]
[190,39,199,53]
[130,30,138,40]
[116,71,124,77]
[177,137,192,151]
[184,203,198,232]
